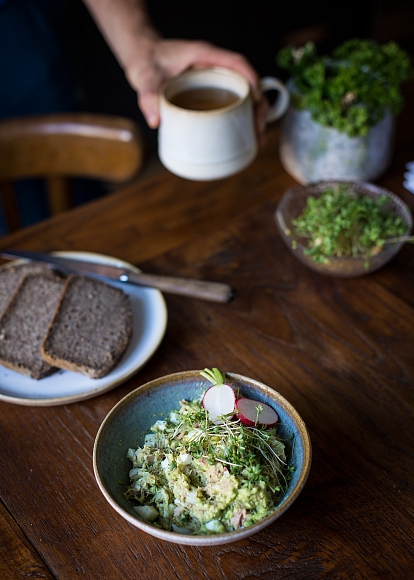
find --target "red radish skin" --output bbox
[236,398,278,427]
[202,384,236,421]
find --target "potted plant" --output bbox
[275,39,413,184]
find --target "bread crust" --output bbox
[0,273,65,379]
[41,275,133,379]
[0,261,55,319]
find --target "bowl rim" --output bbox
[275,180,413,272]
[93,370,312,546]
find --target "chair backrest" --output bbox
[0,112,144,231]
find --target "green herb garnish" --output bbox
[200,367,226,385]
[172,401,288,487]
[276,38,414,137]
[291,184,410,267]
[255,404,263,426]
[125,398,292,534]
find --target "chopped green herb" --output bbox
[291,184,410,267]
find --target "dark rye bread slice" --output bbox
[0,273,66,379]
[41,275,133,379]
[0,261,55,319]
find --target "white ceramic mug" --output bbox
[158,67,289,181]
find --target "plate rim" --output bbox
[0,251,168,406]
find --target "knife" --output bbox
[0,250,235,303]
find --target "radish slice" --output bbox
[202,384,236,422]
[236,398,278,427]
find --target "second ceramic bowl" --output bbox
[93,370,312,546]
[275,181,412,277]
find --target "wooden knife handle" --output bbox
[126,272,235,302]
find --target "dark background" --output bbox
[64,0,414,154]
[2,0,414,231]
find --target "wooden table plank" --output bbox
[0,500,54,580]
[0,92,413,579]
[1,195,414,578]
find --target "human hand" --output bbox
[82,0,268,145]
[124,38,269,146]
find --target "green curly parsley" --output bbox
[276,38,414,137]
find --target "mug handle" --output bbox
[260,77,290,123]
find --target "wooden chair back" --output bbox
[0,113,144,231]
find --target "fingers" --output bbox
[185,42,268,146]
[127,38,262,131]
[175,41,262,101]
[138,91,160,128]
[124,52,164,128]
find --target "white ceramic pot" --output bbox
[279,92,395,184]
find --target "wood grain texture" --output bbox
[0,81,413,579]
[0,500,54,579]
[0,113,143,181]
[0,112,144,230]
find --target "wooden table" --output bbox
[1,83,414,579]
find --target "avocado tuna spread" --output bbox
[125,397,293,535]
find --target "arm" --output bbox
[82,0,267,139]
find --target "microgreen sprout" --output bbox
[200,367,226,385]
[172,404,290,492]
[255,404,263,426]
[291,184,411,267]
[125,397,293,534]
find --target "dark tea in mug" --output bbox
[169,86,240,111]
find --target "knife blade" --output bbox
[0,249,235,303]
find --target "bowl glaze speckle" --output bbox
[275,181,413,277]
[93,370,312,546]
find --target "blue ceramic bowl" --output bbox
[93,370,312,546]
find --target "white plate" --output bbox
[0,252,167,406]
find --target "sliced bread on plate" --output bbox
[0,261,55,318]
[0,272,66,379]
[41,275,133,379]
